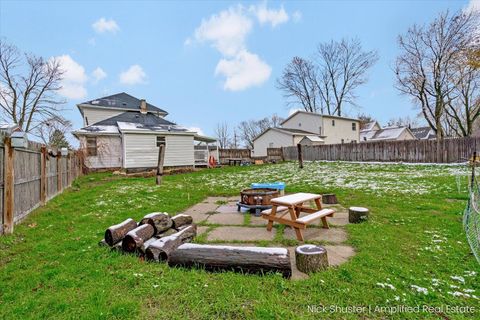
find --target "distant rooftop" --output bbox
[410,126,435,140]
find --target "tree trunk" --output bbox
[146,225,197,261]
[122,224,155,253]
[168,243,292,278]
[348,206,369,223]
[322,194,338,204]
[295,244,329,273]
[140,212,172,234]
[104,218,137,246]
[171,214,193,230]
[297,144,303,169]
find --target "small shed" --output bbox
[299,135,324,146]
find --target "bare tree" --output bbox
[32,115,72,147]
[386,116,420,128]
[0,40,64,132]
[237,114,284,149]
[214,122,230,149]
[315,38,379,116]
[395,10,479,140]
[276,57,319,113]
[357,113,376,129]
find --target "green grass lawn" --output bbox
[0,161,479,319]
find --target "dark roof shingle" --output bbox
[81,92,167,114]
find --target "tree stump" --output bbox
[348,207,369,223]
[295,245,329,273]
[140,212,173,234]
[104,218,137,246]
[322,194,338,204]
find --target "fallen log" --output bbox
[146,225,197,261]
[138,237,158,256]
[168,243,292,278]
[171,214,193,230]
[104,218,137,246]
[156,228,177,239]
[140,212,173,234]
[122,224,155,253]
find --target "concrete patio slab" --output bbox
[324,245,355,266]
[197,226,209,235]
[250,215,268,226]
[207,226,276,241]
[207,212,245,225]
[283,227,347,243]
[329,210,349,226]
[215,205,238,214]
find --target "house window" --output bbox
[363,137,367,141]
[319,126,322,134]
[332,120,335,126]
[341,139,344,144]
[86,137,97,156]
[156,136,166,147]
[352,123,357,131]
[298,122,302,127]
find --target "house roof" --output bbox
[253,127,318,142]
[362,126,415,141]
[360,121,379,132]
[73,111,189,136]
[79,92,168,115]
[411,126,435,139]
[280,110,359,125]
[301,135,324,142]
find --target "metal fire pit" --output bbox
[237,188,279,216]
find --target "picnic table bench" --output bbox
[262,193,335,241]
[227,158,243,166]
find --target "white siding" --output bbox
[282,113,323,134]
[79,135,123,169]
[124,133,194,168]
[82,108,124,126]
[322,117,360,144]
[253,129,293,157]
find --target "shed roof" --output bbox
[411,126,435,140]
[301,135,324,142]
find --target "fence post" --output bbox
[40,146,47,205]
[57,154,62,193]
[297,144,303,169]
[3,137,14,234]
[280,147,285,162]
[67,152,71,186]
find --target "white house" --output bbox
[360,121,416,142]
[73,93,216,172]
[253,111,360,156]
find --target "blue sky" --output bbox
[0,0,475,141]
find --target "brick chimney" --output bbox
[140,99,147,114]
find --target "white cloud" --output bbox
[215,50,271,91]
[186,126,205,135]
[292,10,302,23]
[92,17,120,34]
[465,0,480,12]
[92,67,107,83]
[55,55,88,99]
[193,5,252,56]
[119,65,147,85]
[249,2,289,27]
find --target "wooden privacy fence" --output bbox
[0,136,82,235]
[218,149,251,164]
[281,137,480,163]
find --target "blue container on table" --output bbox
[251,182,286,195]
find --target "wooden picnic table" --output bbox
[262,193,335,241]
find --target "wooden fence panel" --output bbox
[0,142,3,234]
[13,149,41,223]
[218,149,251,164]
[282,137,480,163]
[47,155,58,200]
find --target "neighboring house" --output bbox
[0,123,20,135]
[411,126,436,140]
[73,92,216,171]
[360,121,416,142]
[253,111,360,156]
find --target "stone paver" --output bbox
[182,202,218,223]
[250,215,267,226]
[204,196,229,204]
[283,227,347,243]
[216,205,238,213]
[329,210,349,226]
[207,212,245,225]
[324,245,355,266]
[197,226,209,235]
[207,226,276,241]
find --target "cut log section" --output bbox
[295,244,328,273]
[140,212,173,234]
[156,228,177,239]
[146,225,197,261]
[104,218,137,246]
[171,214,193,230]
[322,194,338,204]
[168,243,292,278]
[348,206,369,223]
[137,237,158,256]
[122,224,155,253]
